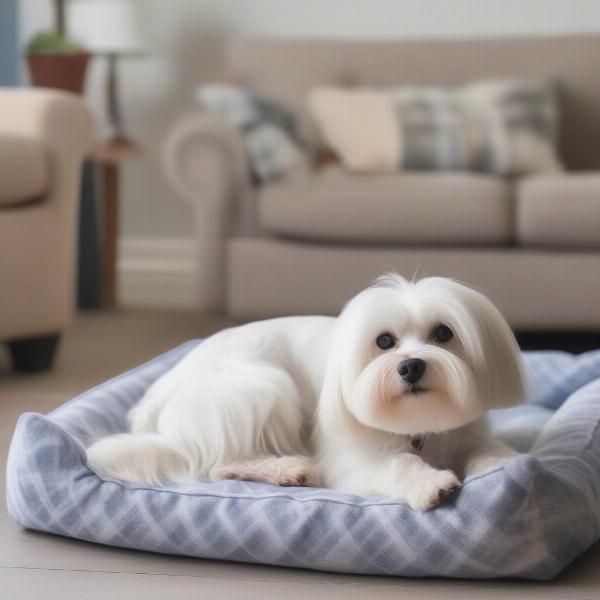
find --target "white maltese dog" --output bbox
[88,275,525,510]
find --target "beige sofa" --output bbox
[164,34,600,330]
[0,89,95,371]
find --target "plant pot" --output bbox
[26,52,90,94]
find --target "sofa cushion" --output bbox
[259,169,512,244]
[0,135,48,207]
[517,173,600,249]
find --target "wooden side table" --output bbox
[93,136,140,309]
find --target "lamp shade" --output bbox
[68,0,146,54]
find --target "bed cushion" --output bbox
[7,342,600,580]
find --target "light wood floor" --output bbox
[1,310,599,599]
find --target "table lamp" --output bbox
[68,0,146,152]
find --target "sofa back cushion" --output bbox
[225,34,600,171]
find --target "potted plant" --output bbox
[25,0,90,94]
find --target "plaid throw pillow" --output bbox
[196,84,310,182]
[310,80,562,176]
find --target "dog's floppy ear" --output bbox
[318,279,404,436]
[317,294,369,436]
[462,286,526,410]
[423,277,526,410]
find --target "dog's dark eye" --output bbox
[376,333,396,350]
[432,324,454,343]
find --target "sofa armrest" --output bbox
[163,112,252,312]
[163,112,251,213]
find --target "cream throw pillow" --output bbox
[309,88,399,172]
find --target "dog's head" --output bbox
[319,275,525,436]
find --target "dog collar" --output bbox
[410,435,426,452]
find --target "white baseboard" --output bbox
[117,238,196,308]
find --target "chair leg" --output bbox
[7,333,61,373]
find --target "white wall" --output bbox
[19,0,600,241]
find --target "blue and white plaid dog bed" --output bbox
[6,342,600,580]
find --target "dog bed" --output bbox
[7,341,600,580]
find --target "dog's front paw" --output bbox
[404,470,461,511]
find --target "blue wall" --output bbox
[0,0,20,85]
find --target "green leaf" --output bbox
[26,30,84,55]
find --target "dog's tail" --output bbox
[86,433,191,485]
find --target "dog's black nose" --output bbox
[398,358,426,384]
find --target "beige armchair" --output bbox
[0,89,95,371]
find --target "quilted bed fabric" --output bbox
[6,341,600,580]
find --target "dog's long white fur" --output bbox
[87,275,525,510]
